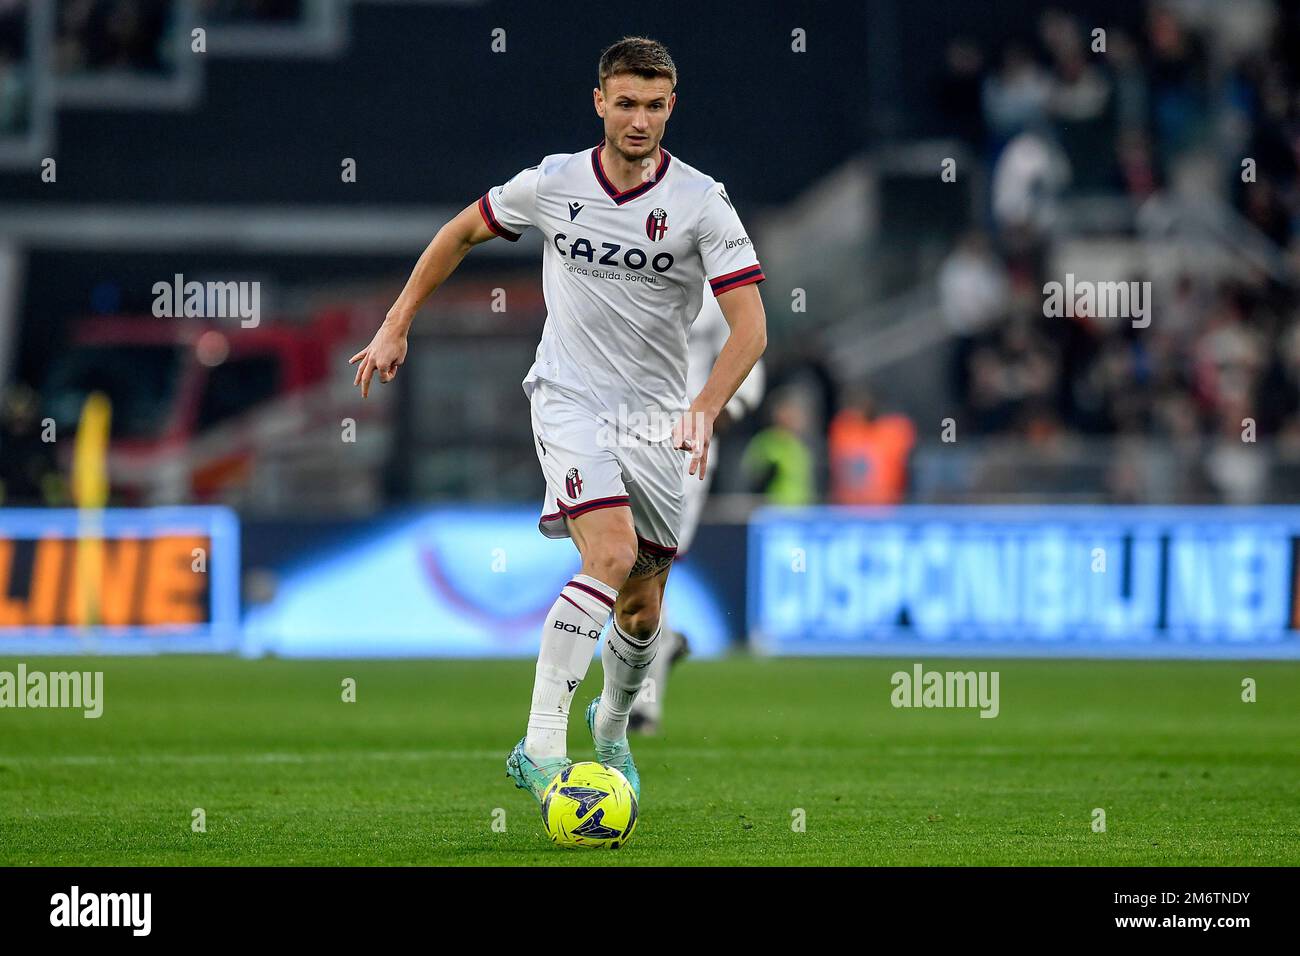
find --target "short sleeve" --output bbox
[698,183,764,296]
[478,164,540,241]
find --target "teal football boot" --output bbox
[505,737,571,804]
[585,696,641,800]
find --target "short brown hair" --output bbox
[598,37,677,91]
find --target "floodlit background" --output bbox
[2,0,1300,873]
[1,0,1299,657]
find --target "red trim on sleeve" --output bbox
[478,193,521,241]
[709,264,765,296]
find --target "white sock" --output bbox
[630,623,678,724]
[596,618,660,742]
[525,574,618,760]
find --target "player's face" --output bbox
[594,74,675,162]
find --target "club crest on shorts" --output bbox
[645,208,668,242]
[565,467,584,499]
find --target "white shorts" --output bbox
[676,434,716,555]
[530,380,687,571]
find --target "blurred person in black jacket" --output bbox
[0,384,65,506]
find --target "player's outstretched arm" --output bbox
[677,283,767,479]
[350,201,500,398]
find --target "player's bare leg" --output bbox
[506,506,635,802]
[565,503,639,588]
[601,560,669,737]
[629,439,711,735]
[581,536,671,799]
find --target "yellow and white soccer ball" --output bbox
[541,761,639,849]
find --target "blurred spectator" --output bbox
[741,388,815,506]
[1191,286,1268,423]
[1042,10,1114,190]
[936,38,985,148]
[827,388,915,505]
[56,0,172,75]
[0,384,65,506]
[939,231,1009,403]
[981,41,1051,149]
[1205,403,1269,503]
[0,48,27,134]
[939,231,1009,338]
[966,313,1059,435]
[1116,129,1159,201]
[1107,30,1151,135]
[990,128,1070,238]
[1146,4,1210,170]
[1242,176,1292,247]
[1256,320,1300,434]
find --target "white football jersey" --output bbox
[479,143,764,440]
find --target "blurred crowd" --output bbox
[933,2,1300,471]
[937,3,1300,225]
[15,0,1300,509]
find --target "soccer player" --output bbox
[349,37,767,804]
[627,293,765,735]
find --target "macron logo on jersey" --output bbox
[568,201,584,221]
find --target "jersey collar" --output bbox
[591,142,672,205]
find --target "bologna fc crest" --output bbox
[565,467,584,499]
[645,208,668,242]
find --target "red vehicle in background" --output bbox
[42,307,386,510]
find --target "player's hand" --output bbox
[674,407,715,481]
[349,320,408,399]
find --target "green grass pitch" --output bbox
[1,655,1297,865]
